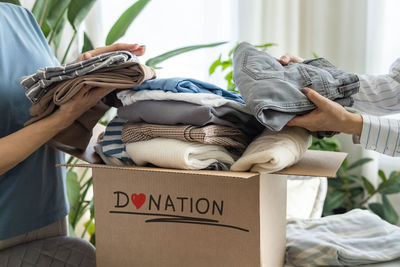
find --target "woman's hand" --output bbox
[279,53,304,65]
[75,43,146,62]
[287,88,363,136]
[51,86,113,129]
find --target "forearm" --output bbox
[0,113,66,175]
[358,115,400,156]
[341,111,363,136]
[352,59,400,115]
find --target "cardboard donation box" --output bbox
[65,149,346,267]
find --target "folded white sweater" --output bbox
[116,90,251,114]
[125,137,235,170]
[230,127,311,173]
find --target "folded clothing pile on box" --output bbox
[98,77,312,172]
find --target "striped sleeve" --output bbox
[359,114,400,156]
[352,58,400,115]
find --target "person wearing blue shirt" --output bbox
[0,2,145,255]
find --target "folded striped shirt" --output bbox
[101,117,134,164]
[21,51,137,103]
[286,209,400,266]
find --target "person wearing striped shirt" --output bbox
[279,54,400,157]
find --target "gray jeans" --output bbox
[233,42,359,138]
[0,217,67,250]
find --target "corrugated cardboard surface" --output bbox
[259,173,287,267]
[93,167,269,267]
[60,150,347,178]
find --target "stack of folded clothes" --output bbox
[99,78,264,170]
[20,51,156,150]
[97,77,312,172]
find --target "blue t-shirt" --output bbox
[0,3,68,240]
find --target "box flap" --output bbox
[59,164,259,179]
[276,150,347,177]
[59,150,346,178]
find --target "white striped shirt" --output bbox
[352,58,400,156]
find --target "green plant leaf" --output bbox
[89,232,96,246]
[346,175,361,184]
[368,202,384,219]
[328,177,344,188]
[46,0,70,30]
[345,158,373,171]
[228,43,239,57]
[52,14,67,55]
[382,194,399,224]
[67,0,97,31]
[145,41,228,68]
[389,170,400,180]
[209,55,221,75]
[31,0,57,37]
[362,176,375,194]
[66,170,81,226]
[380,183,400,194]
[255,42,277,51]
[323,191,345,215]
[312,52,319,58]
[0,0,21,5]
[350,186,364,199]
[82,32,94,53]
[378,169,387,182]
[105,0,151,45]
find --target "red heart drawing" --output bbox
[131,193,146,209]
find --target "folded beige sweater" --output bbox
[230,127,311,173]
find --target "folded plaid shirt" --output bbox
[121,123,249,154]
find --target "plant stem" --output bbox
[81,218,94,238]
[48,6,68,44]
[61,31,77,64]
[359,191,377,206]
[79,167,90,184]
[39,0,49,27]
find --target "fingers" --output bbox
[279,54,291,65]
[79,43,146,61]
[133,45,146,56]
[279,53,304,65]
[286,114,309,127]
[301,88,330,108]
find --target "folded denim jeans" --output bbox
[233,42,359,137]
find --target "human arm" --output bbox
[0,42,147,174]
[0,87,111,175]
[281,54,400,156]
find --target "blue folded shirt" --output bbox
[131,77,245,104]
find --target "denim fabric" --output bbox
[233,42,359,136]
[130,77,245,104]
